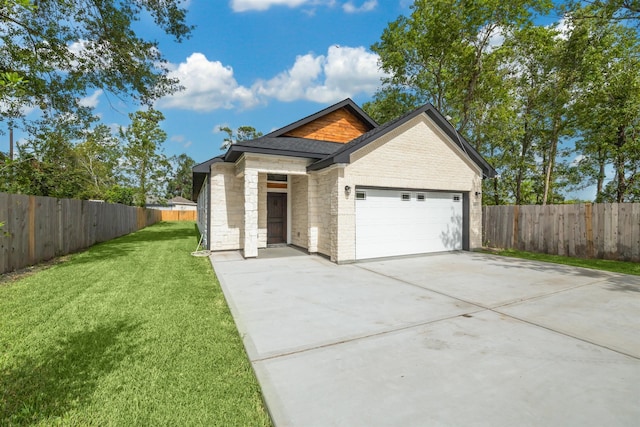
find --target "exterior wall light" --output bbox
[345,185,351,195]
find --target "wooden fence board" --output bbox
[484,202,640,261]
[632,203,640,262]
[0,193,9,274]
[0,193,165,274]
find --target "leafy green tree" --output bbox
[75,124,122,200]
[363,87,422,125]
[0,0,191,126]
[166,154,196,200]
[121,109,169,206]
[370,0,552,135]
[104,185,135,206]
[219,125,263,150]
[569,5,640,202]
[6,116,85,198]
[565,0,640,26]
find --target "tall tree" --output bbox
[370,0,552,134]
[166,153,196,200]
[569,5,640,202]
[219,125,263,150]
[4,115,85,198]
[75,124,122,200]
[121,109,169,206]
[0,0,191,126]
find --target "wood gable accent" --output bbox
[283,107,370,143]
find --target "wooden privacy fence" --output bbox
[158,210,197,221]
[0,192,163,274]
[483,203,640,262]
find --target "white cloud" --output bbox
[230,0,308,12]
[159,46,386,111]
[157,53,258,112]
[342,0,377,13]
[230,0,341,12]
[78,89,103,108]
[254,45,387,103]
[254,53,324,101]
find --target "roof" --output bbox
[307,103,497,179]
[192,99,496,199]
[168,196,196,205]
[264,98,377,138]
[192,155,224,200]
[224,137,344,162]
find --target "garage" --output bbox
[355,188,464,260]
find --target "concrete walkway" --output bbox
[210,249,640,427]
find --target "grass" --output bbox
[0,222,271,426]
[485,248,640,276]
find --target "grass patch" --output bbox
[484,248,640,276]
[0,222,271,426]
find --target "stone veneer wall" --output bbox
[258,173,267,248]
[196,179,208,246]
[210,163,244,250]
[310,167,339,260]
[339,115,484,259]
[290,175,308,248]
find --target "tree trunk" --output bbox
[542,122,559,205]
[615,125,627,203]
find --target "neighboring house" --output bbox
[146,196,197,211]
[192,98,496,263]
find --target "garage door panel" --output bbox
[355,188,462,260]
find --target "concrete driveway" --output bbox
[210,249,640,427]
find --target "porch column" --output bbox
[243,169,259,258]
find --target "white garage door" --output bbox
[355,188,463,260]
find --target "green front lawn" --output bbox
[484,248,640,276]
[0,222,271,426]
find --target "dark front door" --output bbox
[267,193,287,244]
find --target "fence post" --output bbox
[585,203,594,258]
[28,195,36,265]
[512,204,519,249]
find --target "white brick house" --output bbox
[193,99,496,263]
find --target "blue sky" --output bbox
[95,0,410,164]
[4,0,593,199]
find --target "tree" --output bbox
[2,115,86,198]
[75,124,122,200]
[219,125,263,150]
[121,109,169,206]
[565,0,640,26]
[569,5,640,202]
[363,87,422,125]
[166,153,196,200]
[0,0,191,126]
[370,0,552,135]
[104,185,135,206]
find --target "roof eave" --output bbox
[225,145,331,163]
[264,98,378,138]
[308,104,497,178]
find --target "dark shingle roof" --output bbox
[225,137,344,162]
[192,155,224,199]
[193,99,497,199]
[308,103,497,179]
